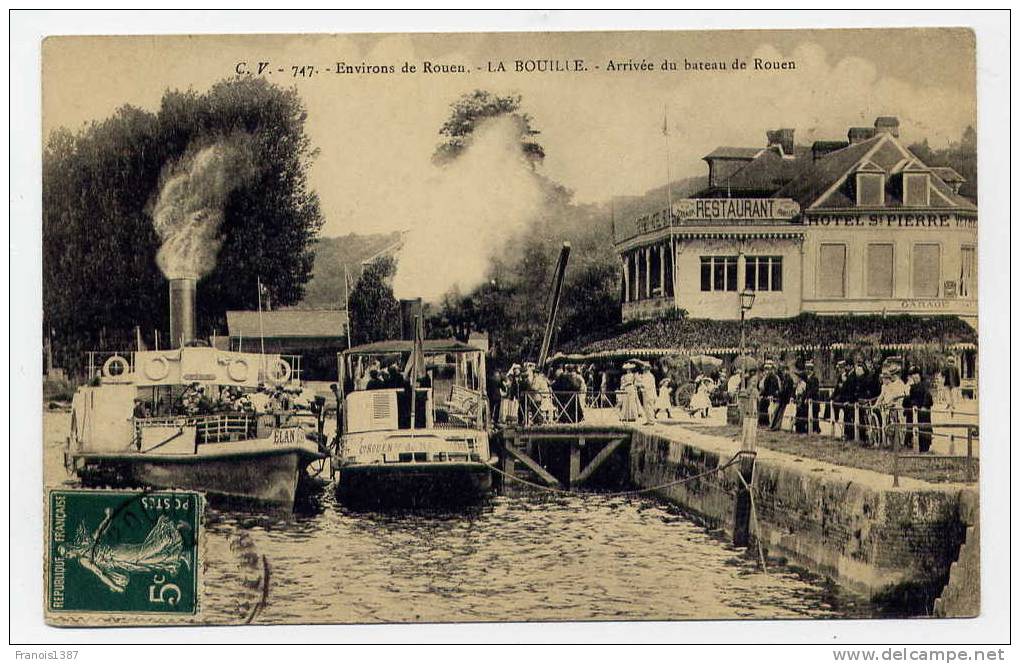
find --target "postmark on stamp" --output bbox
[47,490,202,616]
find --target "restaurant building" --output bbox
[616,117,978,328]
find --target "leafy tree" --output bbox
[347,256,400,345]
[43,76,323,371]
[432,90,545,165]
[908,125,978,200]
[300,232,403,309]
[558,262,623,343]
[421,89,634,366]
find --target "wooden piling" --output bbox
[733,390,758,548]
[568,438,582,486]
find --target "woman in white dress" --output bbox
[654,378,674,420]
[689,375,713,418]
[501,365,521,425]
[618,364,641,422]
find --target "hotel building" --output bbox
[615,117,977,328]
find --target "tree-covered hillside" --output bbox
[298,231,403,309]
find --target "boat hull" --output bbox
[72,447,325,510]
[337,461,494,508]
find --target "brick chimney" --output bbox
[848,127,876,144]
[874,116,900,137]
[766,128,795,156]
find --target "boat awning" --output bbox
[551,341,978,364]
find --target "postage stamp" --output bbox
[47,490,202,617]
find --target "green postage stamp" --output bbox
[47,490,202,618]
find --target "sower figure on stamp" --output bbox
[57,507,191,594]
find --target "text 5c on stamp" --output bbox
[48,490,202,614]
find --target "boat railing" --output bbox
[194,414,256,444]
[134,413,256,446]
[517,390,586,426]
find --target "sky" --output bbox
[42,29,977,237]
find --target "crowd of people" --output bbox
[131,381,316,419]
[353,359,433,392]
[488,353,962,454]
[742,356,955,453]
[490,362,590,425]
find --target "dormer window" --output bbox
[855,171,885,207]
[903,171,930,207]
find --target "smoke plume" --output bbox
[392,116,545,301]
[150,133,258,279]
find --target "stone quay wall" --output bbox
[628,427,978,611]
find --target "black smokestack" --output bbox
[169,278,197,348]
[399,298,423,341]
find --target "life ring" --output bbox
[102,355,130,378]
[144,355,170,381]
[267,358,292,384]
[227,358,250,382]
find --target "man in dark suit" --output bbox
[903,366,934,453]
[770,365,794,431]
[835,360,859,441]
[366,369,387,390]
[795,362,821,434]
[944,356,963,408]
[758,361,780,427]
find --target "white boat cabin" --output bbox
[336,339,491,464]
[71,346,317,455]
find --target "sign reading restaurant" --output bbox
[632,198,800,235]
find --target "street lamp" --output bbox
[739,289,756,389]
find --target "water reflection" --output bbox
[44,412,869,624]
[203,485,871,624]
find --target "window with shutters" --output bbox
[959,245,976,298]
[866,244,894,297]
[903,172,930,206]
[856,172,885,206]
[911,243,941,297]
[818,244,847,298]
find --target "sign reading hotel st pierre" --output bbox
[632,199,977,237]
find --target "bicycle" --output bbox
[866,400,904,450]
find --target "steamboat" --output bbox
[64,278,327,509]
[331,299,496,507]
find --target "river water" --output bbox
[44,411,871,623]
